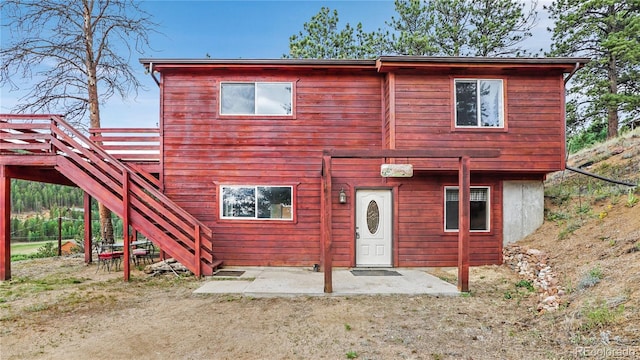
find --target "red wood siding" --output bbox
[392,73,565,173]
[325,166,504,268]
[157,64,567,267]
[161,70,383,265]
[391,173,503,267]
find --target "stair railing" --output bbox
[1,114,214,276]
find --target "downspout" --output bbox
[565,166,637,187]
[149,62,160,87]
[564,62,581,85]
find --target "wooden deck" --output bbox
[1,114,219,280]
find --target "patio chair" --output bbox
[95,242,123,273]
[132,241,155,266]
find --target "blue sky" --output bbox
[1,0,554,128]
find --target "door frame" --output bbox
[354,187,395,267]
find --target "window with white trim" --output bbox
[220,185,293,220]
[220,82,292,115]
[454,79,504,127]
[444,186,490,231]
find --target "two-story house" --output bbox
[0,57,588,286]
[140,56,587,269]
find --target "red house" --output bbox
[0,57,587,290]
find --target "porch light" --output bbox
[339,188,347,204]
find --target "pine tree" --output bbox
[388,0,538,56]
[286,7,386,59]
[547,0,640,139]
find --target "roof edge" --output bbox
[376,56,590,65]
[140,56,590,73]
[139,58,375,67]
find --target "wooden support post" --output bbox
[57,216,62,256]
[123,172,130,281]
[0,166,11,280]
[458,156,471,292]
[84,192,92,264]
[194,225,202,278]
[321,155,333,293]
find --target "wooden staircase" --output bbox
[0,114,220,276]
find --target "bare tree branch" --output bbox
[0,0,158,128]
[0,0,159,242]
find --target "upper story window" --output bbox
[220,185,293,220]
[444,186,490,232]
[454,79,504,128]
[220,82,292,116]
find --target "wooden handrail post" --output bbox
[57,216,62,256]
[0,165,11,280]
[194,224,202,278]
[84,192,92,264]
[49,117,57,155]
[123,171,130,282]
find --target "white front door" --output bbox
[356,189,392,267]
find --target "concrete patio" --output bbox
[194,267,459,297]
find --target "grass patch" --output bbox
[558,221,582,240]
[504,280,535,304]
[626,189,639,208]
[10,242,59,261]
[345,350,358,359]
[577,266,604,290]
[581,300,624,331]
[545,209,570,222]
[10,241,57,255]
[544,187,571,206]
[0,275,89,301]
[24,303,52,313]
[515,280,535,292]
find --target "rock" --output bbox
[503,244,564,312]
[527,249,543,256]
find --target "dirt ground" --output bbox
[0,250,637,360]
[0,257,555,359]
[2,131,639,360]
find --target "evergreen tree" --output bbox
[388,0,538,56]
[386,0,437,55]
[286,7,386,59]
[468,0,538,56]
[547,0,640,139]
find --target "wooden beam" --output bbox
[195,225,202,278]
[123,172,130,282]
[0,113,63,120]
[84,192,92,264]
[458,156,471,292]
[387,73,396,150]
[4,166,76,186]
[326,149,500,159]
[321,155,333,293]
[0,155,57,167]
[0,166,11,280]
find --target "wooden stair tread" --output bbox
[211,260,224,272]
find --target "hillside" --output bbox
[518,128,640,346]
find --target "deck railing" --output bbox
[89,127,159,162]
[0,114,215,276]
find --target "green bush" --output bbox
[581,301,624,330]
[578,266,604,290]
[34,242,58,258]
[567,121,607,154]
